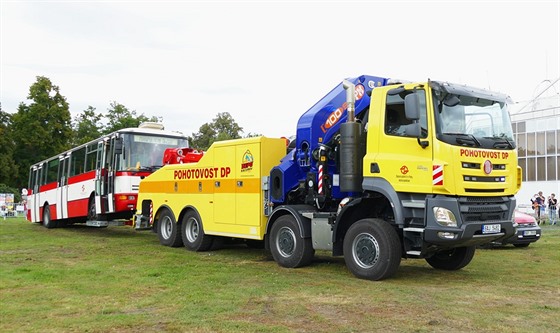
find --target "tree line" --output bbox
[0,76,247,200]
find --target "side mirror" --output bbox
[114,138,123,155]
[404,92,420,121]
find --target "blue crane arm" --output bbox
[295,75,389,157]
[270,75,390,204]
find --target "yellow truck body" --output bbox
[138,136,286,239]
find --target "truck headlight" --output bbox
[433,207,457,227]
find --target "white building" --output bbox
[510,78,560,210]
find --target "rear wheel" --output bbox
[157,209,182,247]
[343,218,401,280]
[270,215,314,268]
[42,205,57,229]
[87,197,97,221]
[181,211,214,251]
[425,246,476,270]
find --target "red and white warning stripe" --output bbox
[433,165,443,186]
[149,201,154,226]
[318,165,324,194]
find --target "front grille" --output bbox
[459,196,512,222]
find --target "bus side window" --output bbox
[70,147,86,177]
[46,159,59,184]
[85,143,98,172]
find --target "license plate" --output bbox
[482,224,501,234]
[523,230,537,236]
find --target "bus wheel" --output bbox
[181,211,213,251]
[157,209,182,247]
[270,215,314,268]
[425,246,476,270]
[42,205,57,229]
[87,198,97,221]
[343,218,401,281]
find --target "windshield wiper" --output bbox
[136,165,162,172]
[443,133,481,147]
[484,135,514,149]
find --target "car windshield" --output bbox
[432,87,515,149]
[118,133,189,171]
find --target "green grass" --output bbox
[1,217,559,332]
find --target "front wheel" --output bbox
[270,215,314,268]
[343,218,401,281]
[181,211,214,251]
[425,246,476,270]
[157,209,182,247]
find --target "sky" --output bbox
[1,0,559,139]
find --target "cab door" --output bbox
[366,86,434,193]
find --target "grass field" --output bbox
[1,217,559,333]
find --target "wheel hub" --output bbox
[353,233,380,269]
[277,227,296,257]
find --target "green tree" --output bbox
[0,104,18,187]
[104,101,161,134]
[10,76,72,187]
[72,106,103,145]
[188,112,243,150]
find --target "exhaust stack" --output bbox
[339,79,363,193]
[343,80,356,122]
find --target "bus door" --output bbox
[106,136,117,213]
[94,141,107,216]
[57,154,70,220]
[30,165,42,222]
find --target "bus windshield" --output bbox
[118,133,189,170]
[432,86,515,150]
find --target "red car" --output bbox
[499,211,542,247]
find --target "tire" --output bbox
[42,205,58,229]
[181,211,214,251]
[87,197,97,221]
[425,246,476,270]
[157,209,182,247]
[270,215,314,268]
[343,218,401,281]
[513,243,530,248]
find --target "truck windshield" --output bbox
[432,88,515,149]
[117,133,189,171]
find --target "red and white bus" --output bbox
[27,123,189,228]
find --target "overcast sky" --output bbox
[1,0,559,138]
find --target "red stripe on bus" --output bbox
[68,170,96,185]
[39,182,57,192]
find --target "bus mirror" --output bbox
[115,138,124,155]
[404,92,420,121]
